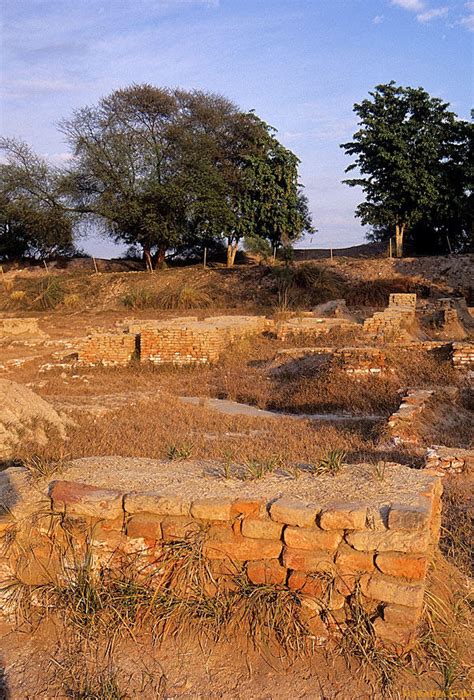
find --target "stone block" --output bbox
[287,570,327,597]
[49,481,123,520]
[375,553,427,580]
[373,618,415,648]
[283,526,342,551]
[241,517,283,540]
[387,503,430,531]
[345,529,430,554]
[190,498,233,521]
[269,498,319,527]
[247,559,287,585]
[282,547,335,573]
[319,503,367,530]
[361,573,424,607]
[125,492,190,517]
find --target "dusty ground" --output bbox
[0,256,473,699]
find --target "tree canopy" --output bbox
[341,82,473,257]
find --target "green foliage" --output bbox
[341,82,472,256]
[158,281,212,309]
[311,449,346,476]
[121,287,157,310]
[166,442,194,461]
[32,276,66,310]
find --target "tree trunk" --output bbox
[155,245,166,268]
[395,223,405,258]
[143,246,154,271]
[226,241,238,268]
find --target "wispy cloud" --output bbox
[417,6,449,21]
[391,0,425,10]
[373,15,385,24]
[459,1,474,29]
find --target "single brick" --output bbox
[361,573,424,607]
[375,553,428,581]
[270,498,319,527]
[282,547,335,573]
[335,544,374,573]
[247,559,287,585]
[241,517,283,540]
[49,481,123,520]
[230,498,267,517]
[319,503,367,531]
[373,618,415,648]
[387,503,430,531]
[345,529,430,554]
[126,513,162,541]
[284,526,342,551]
[287,570,327,597]
[191,498,233,521]
[161,516,201,540]
[124,492,190,517]
[383,603,422,626]
[203,534,282,561]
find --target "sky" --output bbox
[1,0,472,257]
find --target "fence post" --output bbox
[330,248,333,261]
[92,257,99,274]
[203,247,207,268]
[43,260,49,273]
[389,238,392,258]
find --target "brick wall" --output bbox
[0,474,442,652]
[78,332,137,366]
[387,389,435,444]
[452,342,474,370]
[78,316,270,366]
[363,294,418,343]
[275,318,356,341]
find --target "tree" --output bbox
[341,82,471,257]
[0,139,74,261]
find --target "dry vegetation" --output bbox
[1,257,473,698]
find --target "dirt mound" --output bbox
[0,379,67,459]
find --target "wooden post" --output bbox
[0,265,6,289]
[203,247,207,269]
[446,235,453,254]
[273,246,277,260]
[389,238,392,259]
[43,260,49,274]
[330,248,333,261]
[92,257,99,274]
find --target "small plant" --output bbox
[19,452,67,480]
[220,448,235,479]
[32,276,65,310]
[166,442,194,461]
[158,281,211,310]
[243,455,281,480]
[372,460,387,482]
[121,287,157,309]
[311,449,346,476]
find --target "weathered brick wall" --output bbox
[425,446,474,475]
[387,389,435,444]
[275,317,356,341]
[452,342,474,370]
[363,295,418,343]
[78,332,137,366]
[276,346,389,376]
[78,316,270,366]
[0,475,442,651]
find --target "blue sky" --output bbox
[1,0,472,256]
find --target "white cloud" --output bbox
[391,0,425,10]
[417,6,448,22]
[2,78,81,93]
[459,1,474,30]
[373,15,385,24]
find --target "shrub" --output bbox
[121,287,157,309]
[158,281,212,310]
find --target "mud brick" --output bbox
[383,603,422,626]
[126,513,162,541]
[361,573,424,607]
[203,533,282,561]
[287,570,327,597]
[270,498,319,528]
[246,559,287,585]
[319,503,367,530]
[161,516,201,540]
[125,492,190,517]
[284,526,342,551]
[282,547,335,573]
[375,553,427,581]
[230,498,267,517]
[373,618,415,648]
[241,517,283,540]
[387,503,430,531]
[49,481,123,520]
[345,529,430,554]
[190,498,233,521]
[335,544,374,573]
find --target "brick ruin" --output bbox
[0,317,45,338]
[276,346,389,376]
[363,293,419,343]
[452,342,474,371]
[387,389,435,444]
[0,465,442,652]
